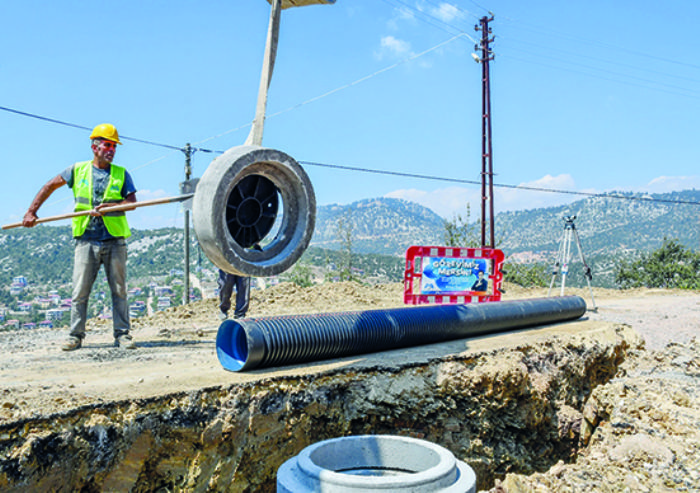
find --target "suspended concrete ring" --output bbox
[193,145,316,277]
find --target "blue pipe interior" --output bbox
[216,321,249,372]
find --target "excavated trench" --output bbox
[0,322,639,492]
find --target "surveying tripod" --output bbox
[548,215,597,311]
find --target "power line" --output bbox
[422,0,482,21]
[395,4,700,97]
[3,104,697,209]
[298,159,700,207]
[502,35,700,86]
[499,15,700,72]
[496,37,700,98]
[0,105,213,153]
[268,33,471,119]
[381,0,463,37]
[194,32,472,146]
[382,0,483,45]
[1,31,469,175]
[499,53,700,101]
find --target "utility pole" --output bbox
[475,15,495,248]
[182,143,193,305]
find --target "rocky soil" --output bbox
[0,282,698,491]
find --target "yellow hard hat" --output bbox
[89,123,122,144]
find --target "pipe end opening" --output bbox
[216,320,248,372]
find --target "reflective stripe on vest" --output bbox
[71,161,131,238]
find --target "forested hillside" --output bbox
[497,189,699,255]
[1,190,697,290]
[310,197,444,255]
[0,227,194,287]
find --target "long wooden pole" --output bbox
[2,194,194,230]
[244,0,282,147]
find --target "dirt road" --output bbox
[1,282,698,425]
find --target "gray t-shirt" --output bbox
[61,163,137,241]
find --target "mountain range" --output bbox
[1,189,697,289]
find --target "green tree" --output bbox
[335,213,354,281]
[286,263,314,288]
[615,238,700,289]
[502,261,549,288]
[443,204,480,248]
[443,205,549,288]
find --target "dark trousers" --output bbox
[218,270,251,318]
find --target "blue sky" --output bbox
[2,0,699,230]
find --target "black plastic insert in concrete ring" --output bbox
[225,174,279,248]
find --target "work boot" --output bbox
[115,334,137,350]
[62,336,82,352]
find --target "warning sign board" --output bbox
[403,245,504,305]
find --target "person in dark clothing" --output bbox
[471,270,488,292]
[217,270,252,320]
[217,244,261,320]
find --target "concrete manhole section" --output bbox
[193,145,316,277]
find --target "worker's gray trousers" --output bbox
[70,238,130,340]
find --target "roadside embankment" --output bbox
[0,283,698,491]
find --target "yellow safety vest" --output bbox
[71,160,131,238]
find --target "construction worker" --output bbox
[217,244,261,320]
[217,270,252,320]
[23,123,138,351]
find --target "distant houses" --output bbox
[10,276,27,296]
[49,291,61,305]
[13,276,27,287]
[2,275,71,329]
[35,298,52,309]
[129,300,146,317]
[3,271,211,328]
[47,309,65,321]
[154,286,174,297]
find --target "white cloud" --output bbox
[385,186,478,218]
[386,4,416,31]
[385,174,583,219]
[497,174,581,212]
[427,2,461,23]
[637,175,700,193]
[376,35,413,60]
[386,2,462,32]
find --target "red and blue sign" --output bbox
[404,245,504,305]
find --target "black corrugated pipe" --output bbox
[216,296,587,372]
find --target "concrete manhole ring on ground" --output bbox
[277,435,477,492]
[193,145,316,277]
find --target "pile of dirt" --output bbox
[488,338,700,492]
